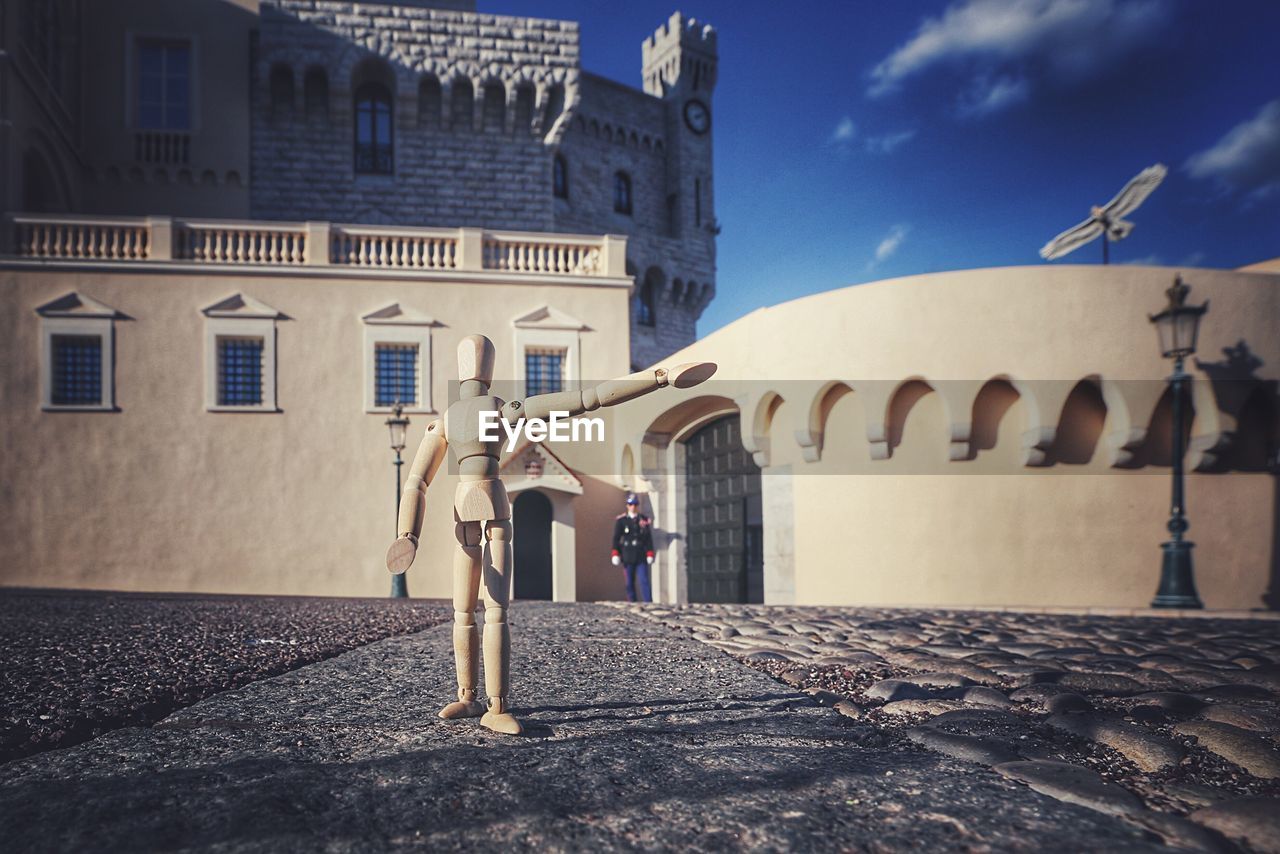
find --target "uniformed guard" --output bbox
[611,494,655,602]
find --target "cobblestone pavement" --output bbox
[635,603,1280,852]
[0,589,448,763]
[1,603,1177,851]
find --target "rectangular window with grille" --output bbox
[525,348,565,397]
[375,343,418,407]
[136,39,191,130]
[217,336,263,406]
[51,334,103,406]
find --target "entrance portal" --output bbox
[683,415,764,603]
[513,490,553,600]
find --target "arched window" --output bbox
[635,279,655,327]
[22,147,67,213]
[304,67,329,119]
[354,81,393,174]
[450,77,474,131]
[514,83,535,133]
[269,65,294,117]
[418,75,441,128]
[614,170,632,215]
[543,83,565,132]
[553,154,568,199]
[26,0,62,91]
[481,81,505,132]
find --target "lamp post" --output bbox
[386,402,410,599]
[1147,275,1208,609]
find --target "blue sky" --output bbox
[491,0,1280,336]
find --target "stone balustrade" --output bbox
[10,215,152,261]
[331,224,458,270]
[178,221,308,265]
[484,231,606,276]
[3,214,629,280]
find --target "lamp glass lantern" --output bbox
[1148,275,1208,359]
[385,402,409,453]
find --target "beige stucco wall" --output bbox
[0,263,632,598]
[3,260,1275,609]
[617,264,1280,610]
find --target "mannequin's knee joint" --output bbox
[455,523,481,547]
[454,610,475,627]
[485,605,507,624]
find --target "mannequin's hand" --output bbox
[387,533,419,575]
[646,556,654,565]
[611,555,621,567]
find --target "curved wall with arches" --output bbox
[608,263,1280,610]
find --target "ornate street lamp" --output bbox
[386,402,410,599]
[1147,275,1208,609]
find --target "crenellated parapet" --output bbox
[642,12,718,97]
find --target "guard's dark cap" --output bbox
[625,494,639,505]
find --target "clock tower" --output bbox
[635,12,718,365]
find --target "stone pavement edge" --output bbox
[0,602,1178,851]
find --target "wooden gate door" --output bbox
[684,415,764,603]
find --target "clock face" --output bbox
[684,99,710,135]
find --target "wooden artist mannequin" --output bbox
[386,334,716,735]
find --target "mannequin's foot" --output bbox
[439,700,485,719]
[480,710,523,735]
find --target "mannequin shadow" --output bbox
[518,692,801,729]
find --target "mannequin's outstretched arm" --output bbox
[503,362,717,422]
[386,419,448,573]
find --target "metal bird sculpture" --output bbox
[1039,164,1167,264]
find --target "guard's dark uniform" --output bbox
[611,512,654,601]
[612,513,654,564]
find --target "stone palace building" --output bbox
[2,0,1278,610]
[1,0,718,602]
[5,0,717,368]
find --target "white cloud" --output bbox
[868,224,910,270]
[956,74,1030,117]
[1122,251,1205,267]
[868,0,1169,115]
[829,116,857,145]
[1185,99,1280,201]
[865,129,917,154]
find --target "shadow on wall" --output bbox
[1193,342,1280,607]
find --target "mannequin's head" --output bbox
[457,334,496,397]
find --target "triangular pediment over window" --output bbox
[512,305,590,331]
[500,439,584,495]
[201,293,285,319]
[362,303,438,326]
[35,292,121,318]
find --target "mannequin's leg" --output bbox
[440,522,485,720]
[479,519,521,735]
